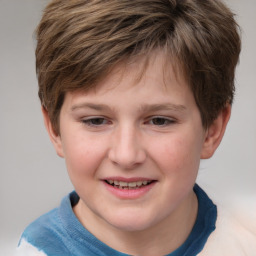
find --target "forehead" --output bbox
[62,50,196,113]
[88,50,188,95]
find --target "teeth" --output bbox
[114,180,119,186]
[119,181,128,187]
[136,181,143,186]
[106,180,151,189]
[128,182,137,188]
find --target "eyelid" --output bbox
[148,115,175,121]
[81,116,111,126]
[145,116,176,126]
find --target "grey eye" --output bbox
[151,117,173,126]
[82,118,107,126]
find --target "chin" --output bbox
[105,210,158,232]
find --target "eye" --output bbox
[148,117,175,126]
[82,117,109,126]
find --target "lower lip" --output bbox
[103,181,156,199]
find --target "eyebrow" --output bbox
[139,103,187,113]
[71,102,186,113]
[71,103,113,112]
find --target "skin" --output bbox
[43,51,231,255]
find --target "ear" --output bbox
[42,107,64,158]
[201,105,231,159]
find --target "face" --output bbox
[46,52,215,234]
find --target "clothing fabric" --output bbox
[16,184,256,256]
[197,206,256,256]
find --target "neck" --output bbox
[74,191,198,256]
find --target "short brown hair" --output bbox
[36,0,241,133]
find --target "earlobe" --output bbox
[201,105,231,159]
[41,107,64,158]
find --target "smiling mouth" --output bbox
[105,180,155,190]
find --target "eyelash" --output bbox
[81,117,110,127]
[81,116,175,127]
[146,117,175,126]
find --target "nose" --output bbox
[108,124,146,169]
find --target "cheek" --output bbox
[62,134,106,179]
[151,134,202,176]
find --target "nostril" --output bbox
[108,147,147,169]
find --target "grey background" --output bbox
[0,1,255,255]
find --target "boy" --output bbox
[17,0,256,255]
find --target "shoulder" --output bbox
[16,239,47,256]
[198,206,256,256]
[20,207,63,241]
[21,207,60,237]
[17,196,73,255]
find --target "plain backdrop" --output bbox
[0,0,255,255]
